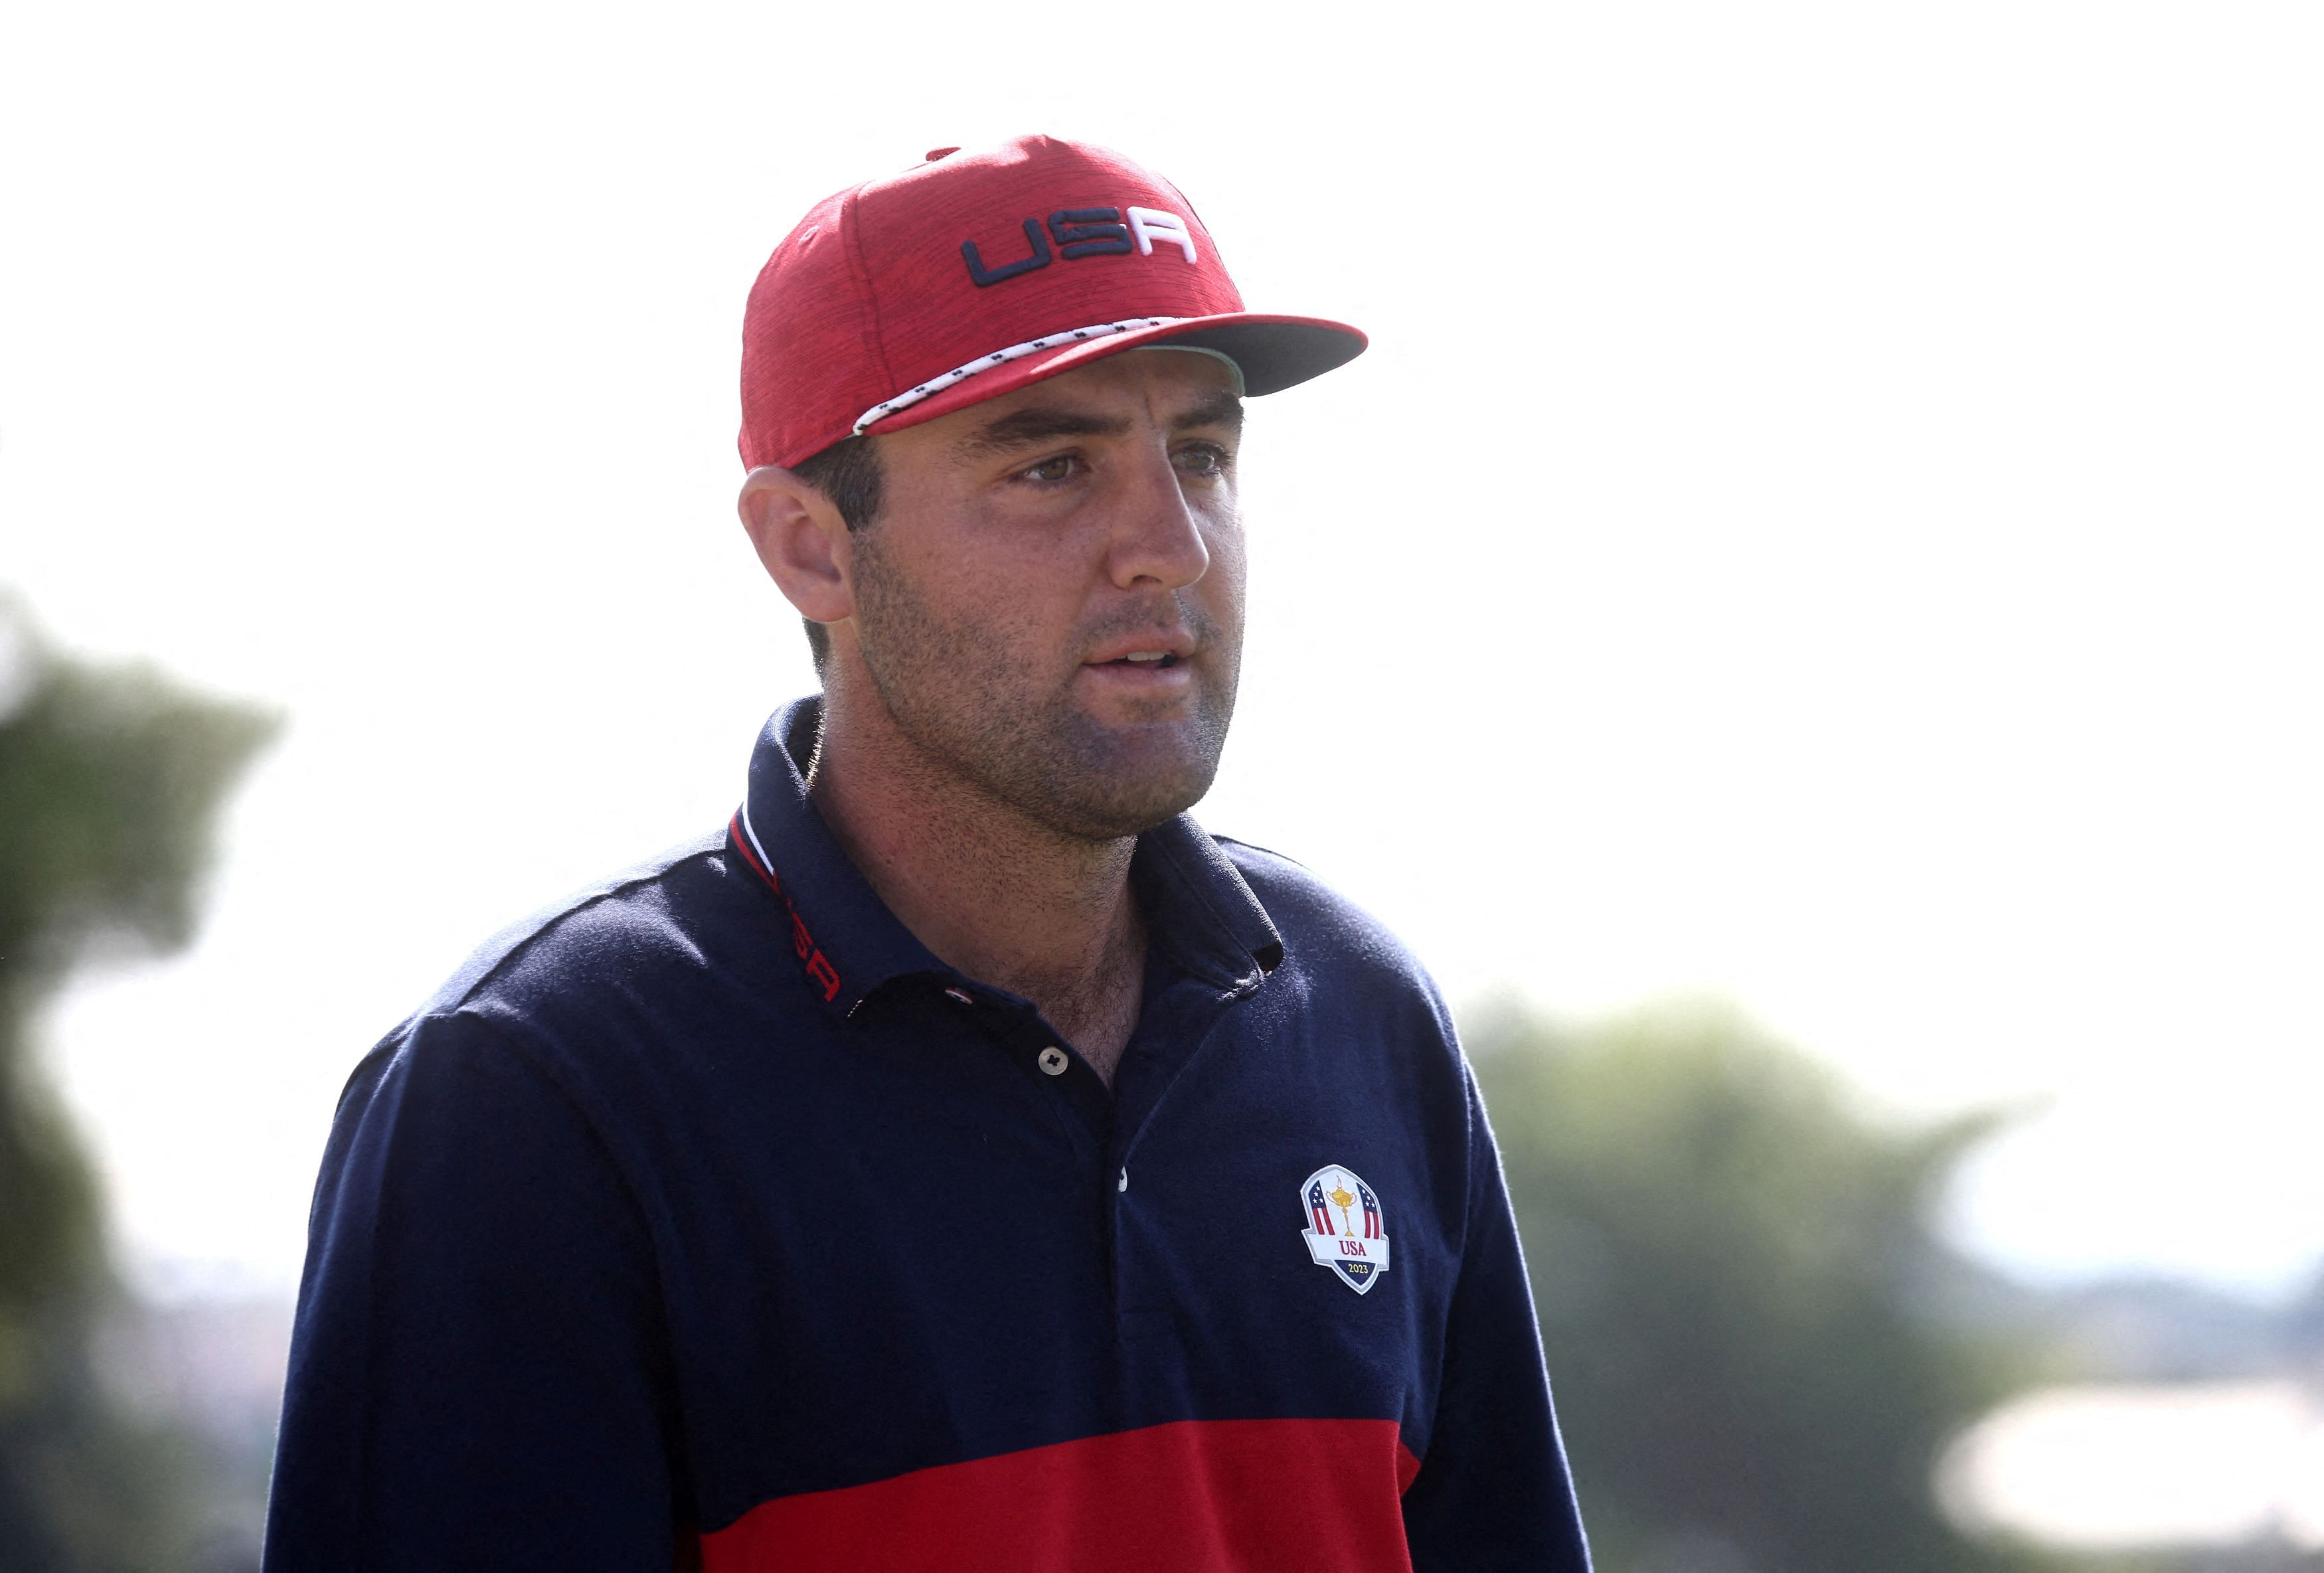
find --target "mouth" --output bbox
[1080,640,1199,704]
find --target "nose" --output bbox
[1104,443,1212,593]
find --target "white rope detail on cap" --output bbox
[851,317,1187,435]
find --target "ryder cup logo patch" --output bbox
[1299,1165,1390,1295]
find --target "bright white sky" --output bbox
[3,3,2318,1300]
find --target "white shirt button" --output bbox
[1037,1046,1069,1076]
[1118,1167,1129,1193]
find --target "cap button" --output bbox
[924,146,961,162]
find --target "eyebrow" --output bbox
[950,390,1246,462]
[953,408,1128,461]
[1174,390,1246,436]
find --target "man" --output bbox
[266,135,1590,1571]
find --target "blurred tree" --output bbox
[1467,995,2052,1573]
[0,597,275,1571]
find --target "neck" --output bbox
[805,677,1147,1082]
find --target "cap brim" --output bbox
[861,313,1366,438]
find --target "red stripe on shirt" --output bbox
[699,1418,1425,1572]
[726,811,843,1003]
[727,812,777,891]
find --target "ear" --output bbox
[738,465,854,627]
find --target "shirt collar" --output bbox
[727,697,1282,1018]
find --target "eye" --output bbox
[1020,454,1081,484]
[1174,442,1231,479]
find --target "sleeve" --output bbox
[264,1010,691,1571]
[1400,1070,1594,1572]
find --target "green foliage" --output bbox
[0,597,276,1571]
[1467,995,2048,1573]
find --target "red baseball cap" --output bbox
[738,135,1367,471]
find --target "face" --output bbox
[843,349,1246,842]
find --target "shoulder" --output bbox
[416,830,734,1018]
[317,832,771,1205]
[345,830,763,1109]
[1211,833,1450,1019]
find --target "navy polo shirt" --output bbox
[266,699,1591,1572]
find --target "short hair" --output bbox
[786,436,884,670]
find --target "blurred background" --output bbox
[3,1,2319,1567]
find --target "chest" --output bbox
[623,981,1467,1514]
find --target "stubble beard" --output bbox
[849,528,1240,844]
